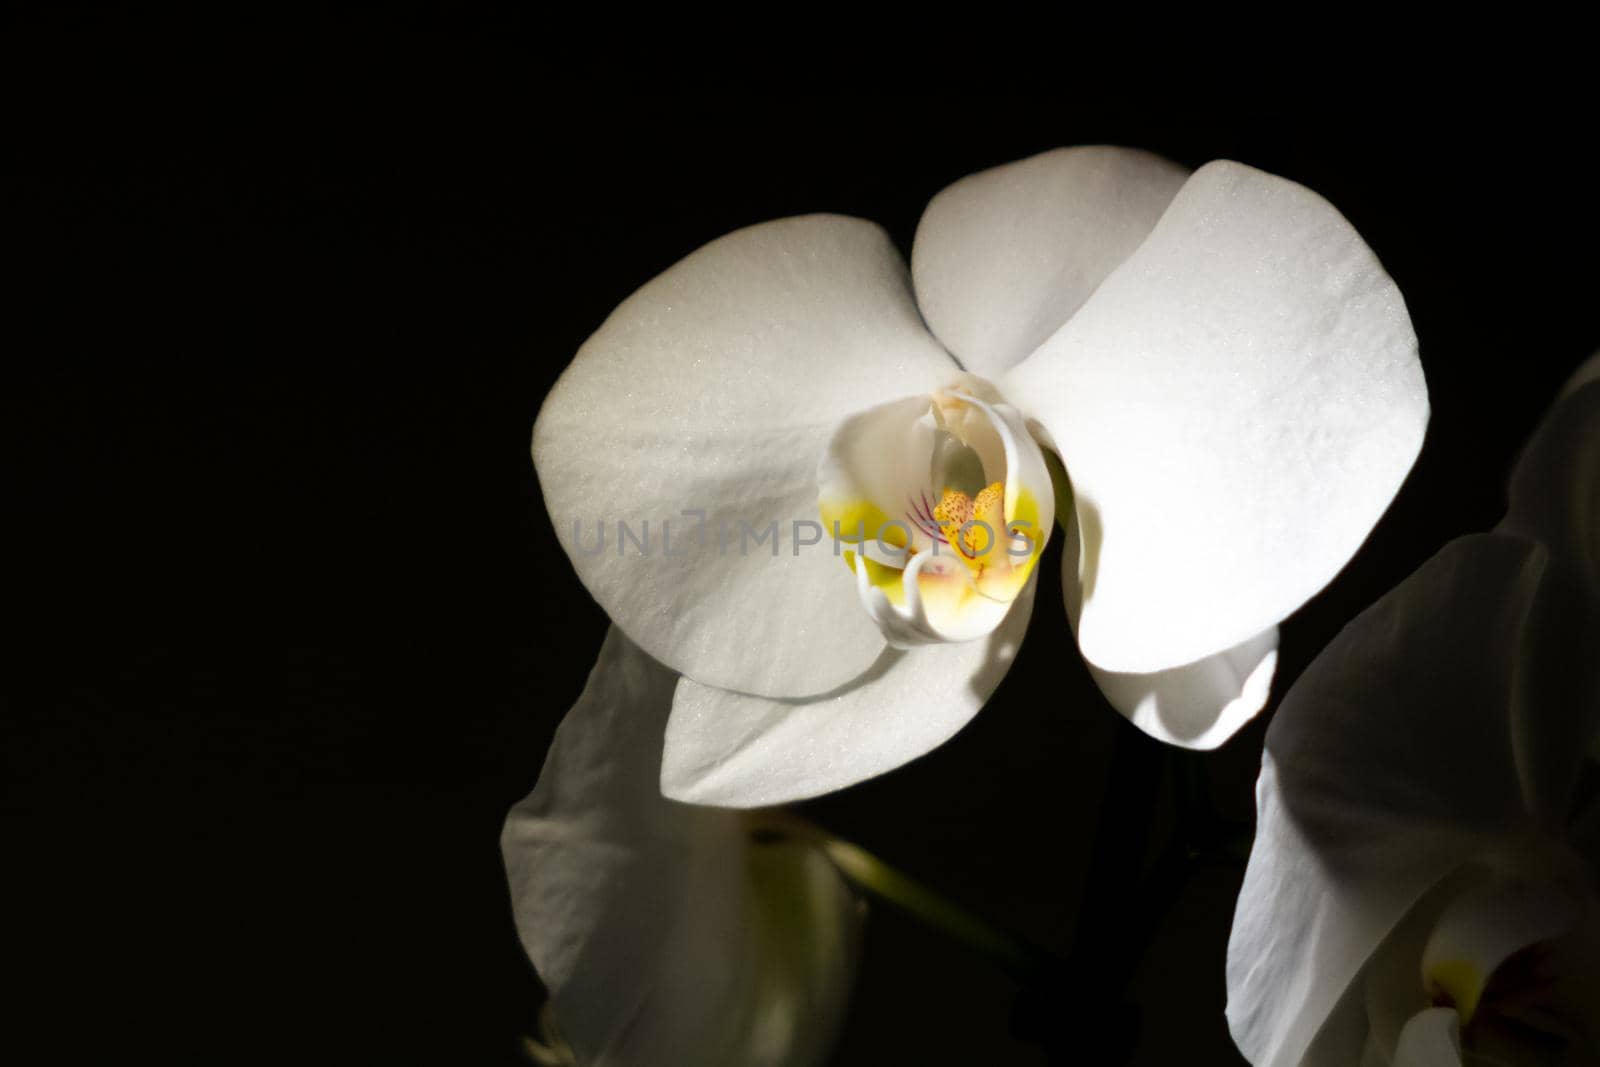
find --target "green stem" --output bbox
[748,811,1056,980]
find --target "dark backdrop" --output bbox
[10,50,1596,1065]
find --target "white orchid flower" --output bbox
[534,146,1429,806]
[1226,358,1600,1066]
[501,628,863,1067]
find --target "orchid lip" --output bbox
[818,375,1055,646]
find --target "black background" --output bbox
[9,47,1597,1065]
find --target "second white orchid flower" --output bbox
[1226,357,1600,1066]
[502,629,863,1066]
[534,146,1429,807]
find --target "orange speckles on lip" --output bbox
[933,481,1004,560]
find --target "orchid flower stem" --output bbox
[748,811,1058,981]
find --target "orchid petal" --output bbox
[1226,535,1549,1067]
[533,215,958,697]
[1083,628,1278,750]
[911,146,1189,377]
[1008,160,1428,674]
[661,575,1036,807]
[501,629,862,1066]
[1057,499,1277,747]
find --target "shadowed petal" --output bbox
[501,629,862,1065]
[1500,378,1600,815]
[1226,535,1548,1067]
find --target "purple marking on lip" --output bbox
[906,491,948,544]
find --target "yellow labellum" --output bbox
[1426,957,1485,1026]
[819,499,906,549]
[842,549,908,607]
